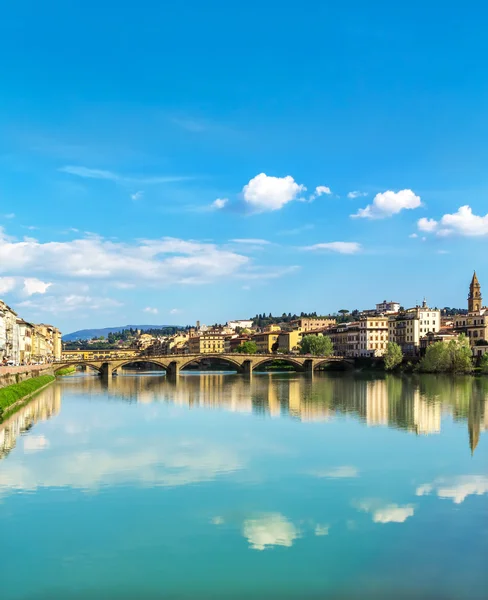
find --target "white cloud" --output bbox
[409,233,418,239]
[242,513,299,551]
[59,165,190,185]
[310,466,359,478]
[352,189,421,219]
[372,505,414,524]
[169,308,182,315]
[131,191,144,201]
[211,516,224,525]
[347,191,368,199]
[143,307,158,315]
[243,173,306,212]
[309,185,332,201]
[418,217,438,232]
[18,295,123,314]
[23,435,50,452]
[357,500,415,524]
[416,476,488,504]
[230,238,271,245]
[314,524,330,536]
[212,198,228,209]
[438,205,488,237]
[0,232,250,286]
[302,242,361,255]
[23,278,52,296]
[0,276,16,294]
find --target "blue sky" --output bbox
[1,1,487,333]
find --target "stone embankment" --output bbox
[0,365,54,389]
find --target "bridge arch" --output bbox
[313,357,354,370]
[54,362,102,374]
[179,354,244,372]
[112,358,170,372]
[251,356,306,372]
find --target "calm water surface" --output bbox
[1,371,487,599]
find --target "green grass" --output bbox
[0,375,55,419]
[55,366,76,377]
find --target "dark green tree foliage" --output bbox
[419,335,473,374]
[384,342,403,371]
[479,353,488,374]
[300,335,334,356]
[234,341,258,354]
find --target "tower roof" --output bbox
[471,271,479,286]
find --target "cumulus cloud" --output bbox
[409,233,418,239]
[431,205,488,237]
[23,278,52,296]
[0,276,16,294]
[314,524,330,536]
[212,198,228,209]
[309,185,332,201]
[417,217,438,233]
[143,307,158,315]
[131,191,144,201]
[23,435,50,452]
[416,475,488,504]
[347,191,368,199]
[357,500,415,524]
[372,504,414,523]
[352,189,421,219]
[243,173,306,212]
[242,513,299,551]
[169,308,181,315]
[302,242,361,255]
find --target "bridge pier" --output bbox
[304,359,315,375]
[100,362,113,382]
[166,361,180,381]
[242,359,253,379]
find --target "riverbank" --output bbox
[0,375,55,420]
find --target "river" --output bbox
[1,371,487,599]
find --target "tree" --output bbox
[419,335,473,374]
[300,335,333,356]
[384,342,403,371]
[234,341,258,354]
[480,353,488,374]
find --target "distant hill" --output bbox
[62,324,184,341]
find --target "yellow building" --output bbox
[278,330,302,353]
[358,317,389,357]
[188,333,226,354]
[290,317,336,332]
[454,272,488,346]
[253,330,280,353]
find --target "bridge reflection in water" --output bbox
[2,372,487,458]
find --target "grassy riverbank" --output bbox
[0,375,55,419]
[55,366,76,377]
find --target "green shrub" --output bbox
[55,366,76,377]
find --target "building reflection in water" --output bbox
[1,371,487,458]
[0,384,61,459]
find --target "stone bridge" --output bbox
[54,353,351,379]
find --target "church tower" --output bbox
[468,271,482,313]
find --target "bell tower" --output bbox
[468,271,482,313]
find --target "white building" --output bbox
[376,300,400,314]
[227,320,254,331]
[0,301,20,363]
[389,301,440,355]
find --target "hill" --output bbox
[62,324,185,341]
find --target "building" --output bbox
[358,317,389,357]
[388,301,441,356]
[325,322,360,357]
[17,320,34,364]
[253,329,281,353]
[227,320,254,331]
[0,301,20,363]
[188,332,226,354]
[376,300,400,314]
[420,328,457,352]
[290,317,336,332]
[278,330,303,353]
[35,324,62,362]
[454,272,488,347]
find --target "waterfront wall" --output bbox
[0,365,54,389]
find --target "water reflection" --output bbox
[2,373,487,459]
